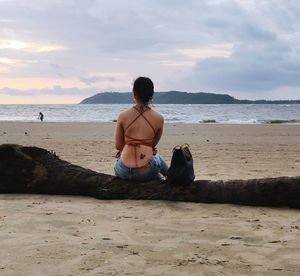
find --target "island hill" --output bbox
[80,91,300,104]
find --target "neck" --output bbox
[135,102,148,107]
[134,103,149,112]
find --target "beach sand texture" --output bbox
[0,122,300,275]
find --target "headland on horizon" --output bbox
[80,91,300,104]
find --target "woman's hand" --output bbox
[115,150,121,158]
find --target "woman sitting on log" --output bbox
[114,77,168,181]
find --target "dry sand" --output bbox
[0,122,300,275]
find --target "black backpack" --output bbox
[167,144,195,185]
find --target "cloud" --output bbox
[176,44,233,59]
[157,60,195,67]
[80,76,116,86]
[78,72,130,88]
[0,39,68,52]
[178,34,300,94]
[0,0,300,101]
[0,57,18,64]
[0,86,95,97]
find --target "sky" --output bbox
[0,0,300,104]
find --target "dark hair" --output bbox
[133,77,154,105]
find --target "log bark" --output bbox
[0,144,299,208]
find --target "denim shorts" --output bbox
[114,154,168,181]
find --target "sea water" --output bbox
[0,104,299,124]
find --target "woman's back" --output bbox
[119,106,163,168]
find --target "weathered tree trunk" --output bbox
[0,144,299,208]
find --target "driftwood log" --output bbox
[0,144,299,208]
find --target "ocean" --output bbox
[0,104,299,124]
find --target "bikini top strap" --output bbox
[123,112,142,133]
[139,111,156,135]
[124,106,156,135]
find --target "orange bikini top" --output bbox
[124,106,156,148]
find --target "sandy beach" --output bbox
[0,122,300,275]
[1,122,300,180]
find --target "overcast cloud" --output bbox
[0,0,300,103]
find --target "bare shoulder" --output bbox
[150,108,164,123]
[118,108,132,121]
[116,110,128,127]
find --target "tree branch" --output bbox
[0,144,299,208]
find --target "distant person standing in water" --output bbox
[38,112,44,122]
[114,77,168,181]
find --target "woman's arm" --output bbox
[152,117,164,147]
[114,114,125,151]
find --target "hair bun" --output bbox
[133,77,154,105]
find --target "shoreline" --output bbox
[1,120,300,125]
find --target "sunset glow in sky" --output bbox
[0,0,300,103]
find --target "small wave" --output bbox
[1,104,300,124]
[218,119,260,124]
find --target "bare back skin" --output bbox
[115,106,164,168]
